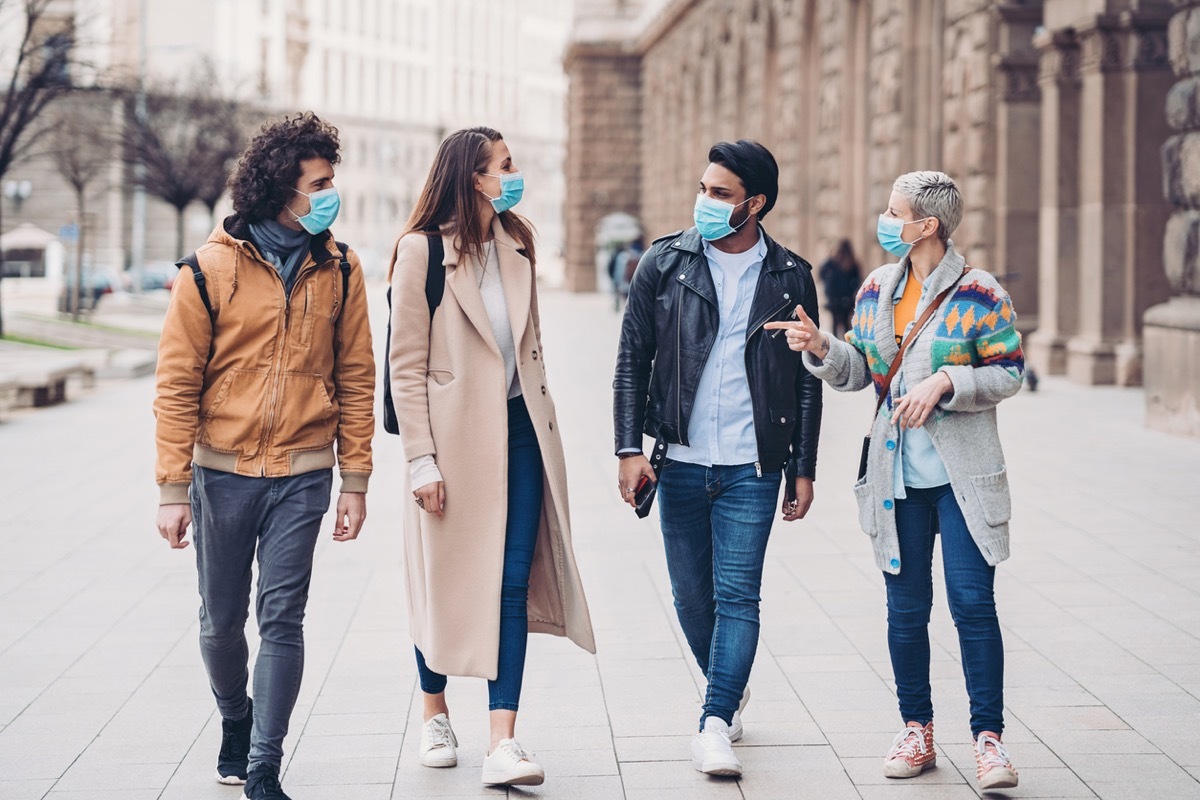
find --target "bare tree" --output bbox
[46,92,114,319]
[125,63,247,257]
[0,0,77,337]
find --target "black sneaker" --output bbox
[216,698,253,785]
[240,765,292,800]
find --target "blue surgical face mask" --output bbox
[481,171,524,213]
[876,214,931,259]
[693,194,752,241]
[290,186,340,235]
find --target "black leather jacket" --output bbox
[613,226,823,480]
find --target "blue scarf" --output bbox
[248,219,311,294]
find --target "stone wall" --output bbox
[1145,0,1200,435]
[565,0,1178,395]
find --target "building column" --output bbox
[562,42,642,292]
[992,2,1042,330]
[1067,11,1172,386]
[1028,28,1080,375]
[1144,0,1200,435]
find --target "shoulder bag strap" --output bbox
[872,267,968,418]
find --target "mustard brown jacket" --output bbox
[154,215,375,504]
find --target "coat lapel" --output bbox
[493,218,532,349]
[442,230,501,357]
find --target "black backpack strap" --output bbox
[175,253,213,317]
[334,240,351,317]
[422,226,444,314]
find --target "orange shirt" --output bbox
[894,269,921,346]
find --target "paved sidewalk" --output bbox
[0,289,1197,800]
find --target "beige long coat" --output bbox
[388,217,595,679]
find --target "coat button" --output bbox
[532,351,538,360]
[784,293,790,300]
[541,385,546,394]
[787,260,794,266]
[680,273,687,280]
[883,499,894,510]
[886,440,896,450]
[548,421,554,431]
[779,416,786,423]
[890,558,900,569]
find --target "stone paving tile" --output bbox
[3,290,1200,799]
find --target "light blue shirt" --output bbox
[890,268,950,499]
[670,234,767,467]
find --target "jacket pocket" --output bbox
[200,368,269,455]
[852,478,877,537]
[297,283,315,347]
[272,372,336,452]
[769,407,794,427]
[969,467,1011,527]
[427,369,455,386]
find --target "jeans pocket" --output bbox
[852,478,877,537]
[969,467,1011,526]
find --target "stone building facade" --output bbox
[565,0,1180,404]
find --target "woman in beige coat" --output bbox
[388,127,595,787]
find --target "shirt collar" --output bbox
[702,231,767,264]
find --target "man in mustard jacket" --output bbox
[153,112,374,800]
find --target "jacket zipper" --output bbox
[256,254,331,474]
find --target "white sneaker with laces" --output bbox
[691,717,742,777]
[728,686,751,743]
[481,738,545,786]
[419,713,458,768]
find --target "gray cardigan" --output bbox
[803,244,1024,574]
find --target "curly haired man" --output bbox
[153,113,374,800]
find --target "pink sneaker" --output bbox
[882,722,936,778]
[975,733,1019,790]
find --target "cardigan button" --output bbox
[890,558,900,569]
[883,499,894,510]
[886,440,896,450]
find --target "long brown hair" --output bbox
[405,126,537,267]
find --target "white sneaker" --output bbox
[728,686,751,743]
[691,717,742,777]
[419,713,458,768]
[481,738,544,786]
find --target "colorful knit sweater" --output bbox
[802,243,1024,575]
[847,272,1025,409]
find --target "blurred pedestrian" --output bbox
[153,112,375,800]
[819,238,862,339]
[613,236,644,311]
[614,140,822,778]
[387,127,596,788]
[767,170,1023,792]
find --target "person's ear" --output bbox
[924,217,940,240]
[749,194,766,217]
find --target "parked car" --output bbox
[123,261,177,292]
[58,271,116,313]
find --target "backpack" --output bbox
[382,228,445,435]
[175,241,353,320]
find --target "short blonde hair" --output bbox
[892,171,962,245]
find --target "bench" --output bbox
[0,344,96,408]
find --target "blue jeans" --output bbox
[657,460,780,730]
[885,483,1005,738]
[416,396,544,711]
[191,466,333,772]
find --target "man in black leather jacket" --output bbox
[613,140,822,778]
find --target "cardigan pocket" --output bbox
[852,478,878,537]
[969,467,1011,526]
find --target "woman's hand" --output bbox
[413,480,446,518]
[892,372,953,429]
[764,305,829,357]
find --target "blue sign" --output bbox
[58,223,78,242]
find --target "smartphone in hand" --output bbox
[634,474,657,519]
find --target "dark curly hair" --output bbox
[229,112,341,224]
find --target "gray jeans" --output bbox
[191,466,332,771]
